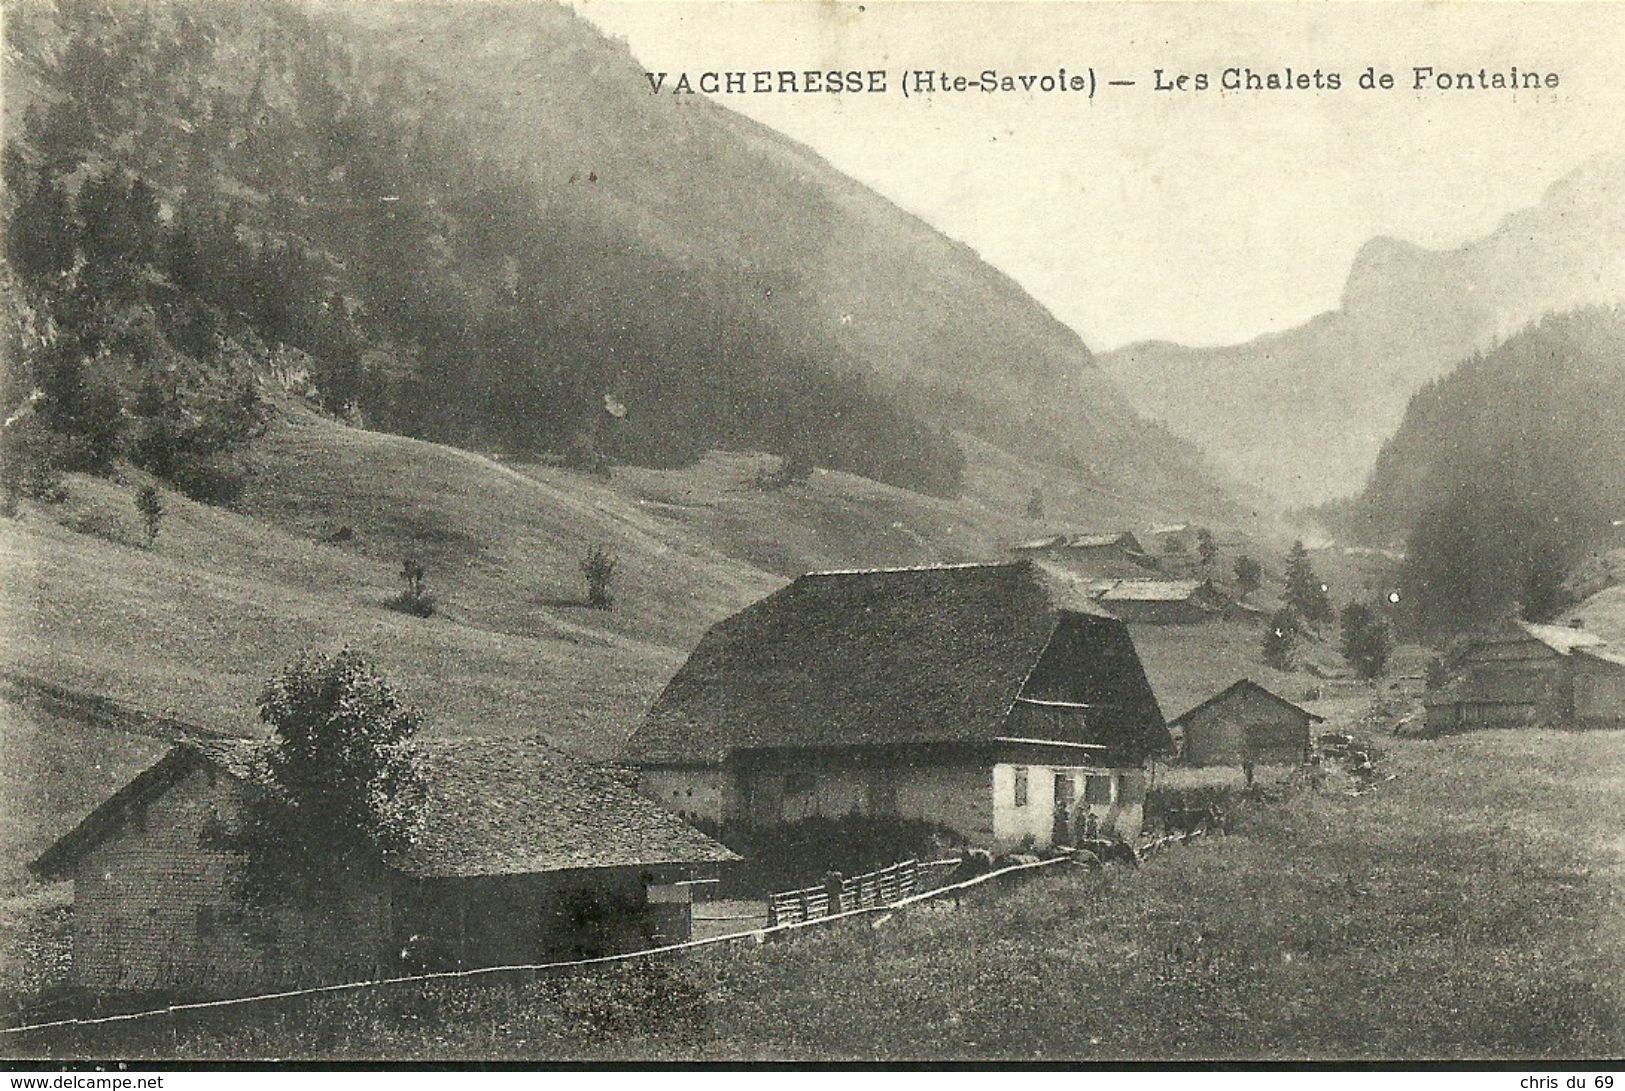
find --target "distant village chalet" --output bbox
[1424,620,1625,733]
[1011,531,1156,575]
[31,737,736,995]
[621,560,1173,851]
[1093,579,1236,624]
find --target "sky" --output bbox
[570,1,1625,350]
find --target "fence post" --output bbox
[823,871,844,917]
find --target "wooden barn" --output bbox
[621,560,1172,851]
[1574,647,1625,729]
[1423,620,1625,732]
[30,736,736,996]
[1170,679,1323,767]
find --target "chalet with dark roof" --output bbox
[621,561,1171,851]
[31,736,736,996]
[1423,619,1625,732]
[1169,679,1323,767]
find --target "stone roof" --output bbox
[398,737,738,877]
[33,736,737,882]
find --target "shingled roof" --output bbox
[398,738,737,877]
[1576,645,1625,670]
[1169,679,1326,726]
[623,560,1168,765]
[32,736,736,882]
[1065,532,1145,551]
[1100,579,1209,603]
[1516,621,1606,655]
[1012,532,1145,553]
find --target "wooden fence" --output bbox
[767,859,920,926]
[3,855,1073,1039]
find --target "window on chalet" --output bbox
[1013,766,1029,807]
[785,771,816,795]
[1084,774,1113,805]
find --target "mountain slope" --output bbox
[3,0,1241,518]
[328,0,1241,517]
[1099,153,1625,504]
[1338,307,1625,546]
[1327,307,1625,631]
[0,404,1270,764]
[0,398,1320,905]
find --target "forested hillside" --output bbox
[1,0,1238,514]
[1100,153,1625,504]
[1324,306,1625,632]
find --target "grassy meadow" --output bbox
[0,405,1313,769]
[0,400,1429,1059]
[12,728,1622,1061]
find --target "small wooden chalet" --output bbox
[30,737,737,996]
[621,560,1172,851]
[1170,679,1323,767]
[1424,620,1625,732]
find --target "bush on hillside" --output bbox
[134,483,163,547]
[754,451,815,491]
[1197,528,1218,569]
[0,416,71,508]
[582,544,616,610]
[386,554,436,618]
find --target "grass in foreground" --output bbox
[11,730,1622,1061]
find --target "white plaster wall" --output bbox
[636,767,733,825]
[991,764,1143,849]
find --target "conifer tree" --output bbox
[1284,540,1332,624]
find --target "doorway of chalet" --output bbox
[1053,772,1075,846]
